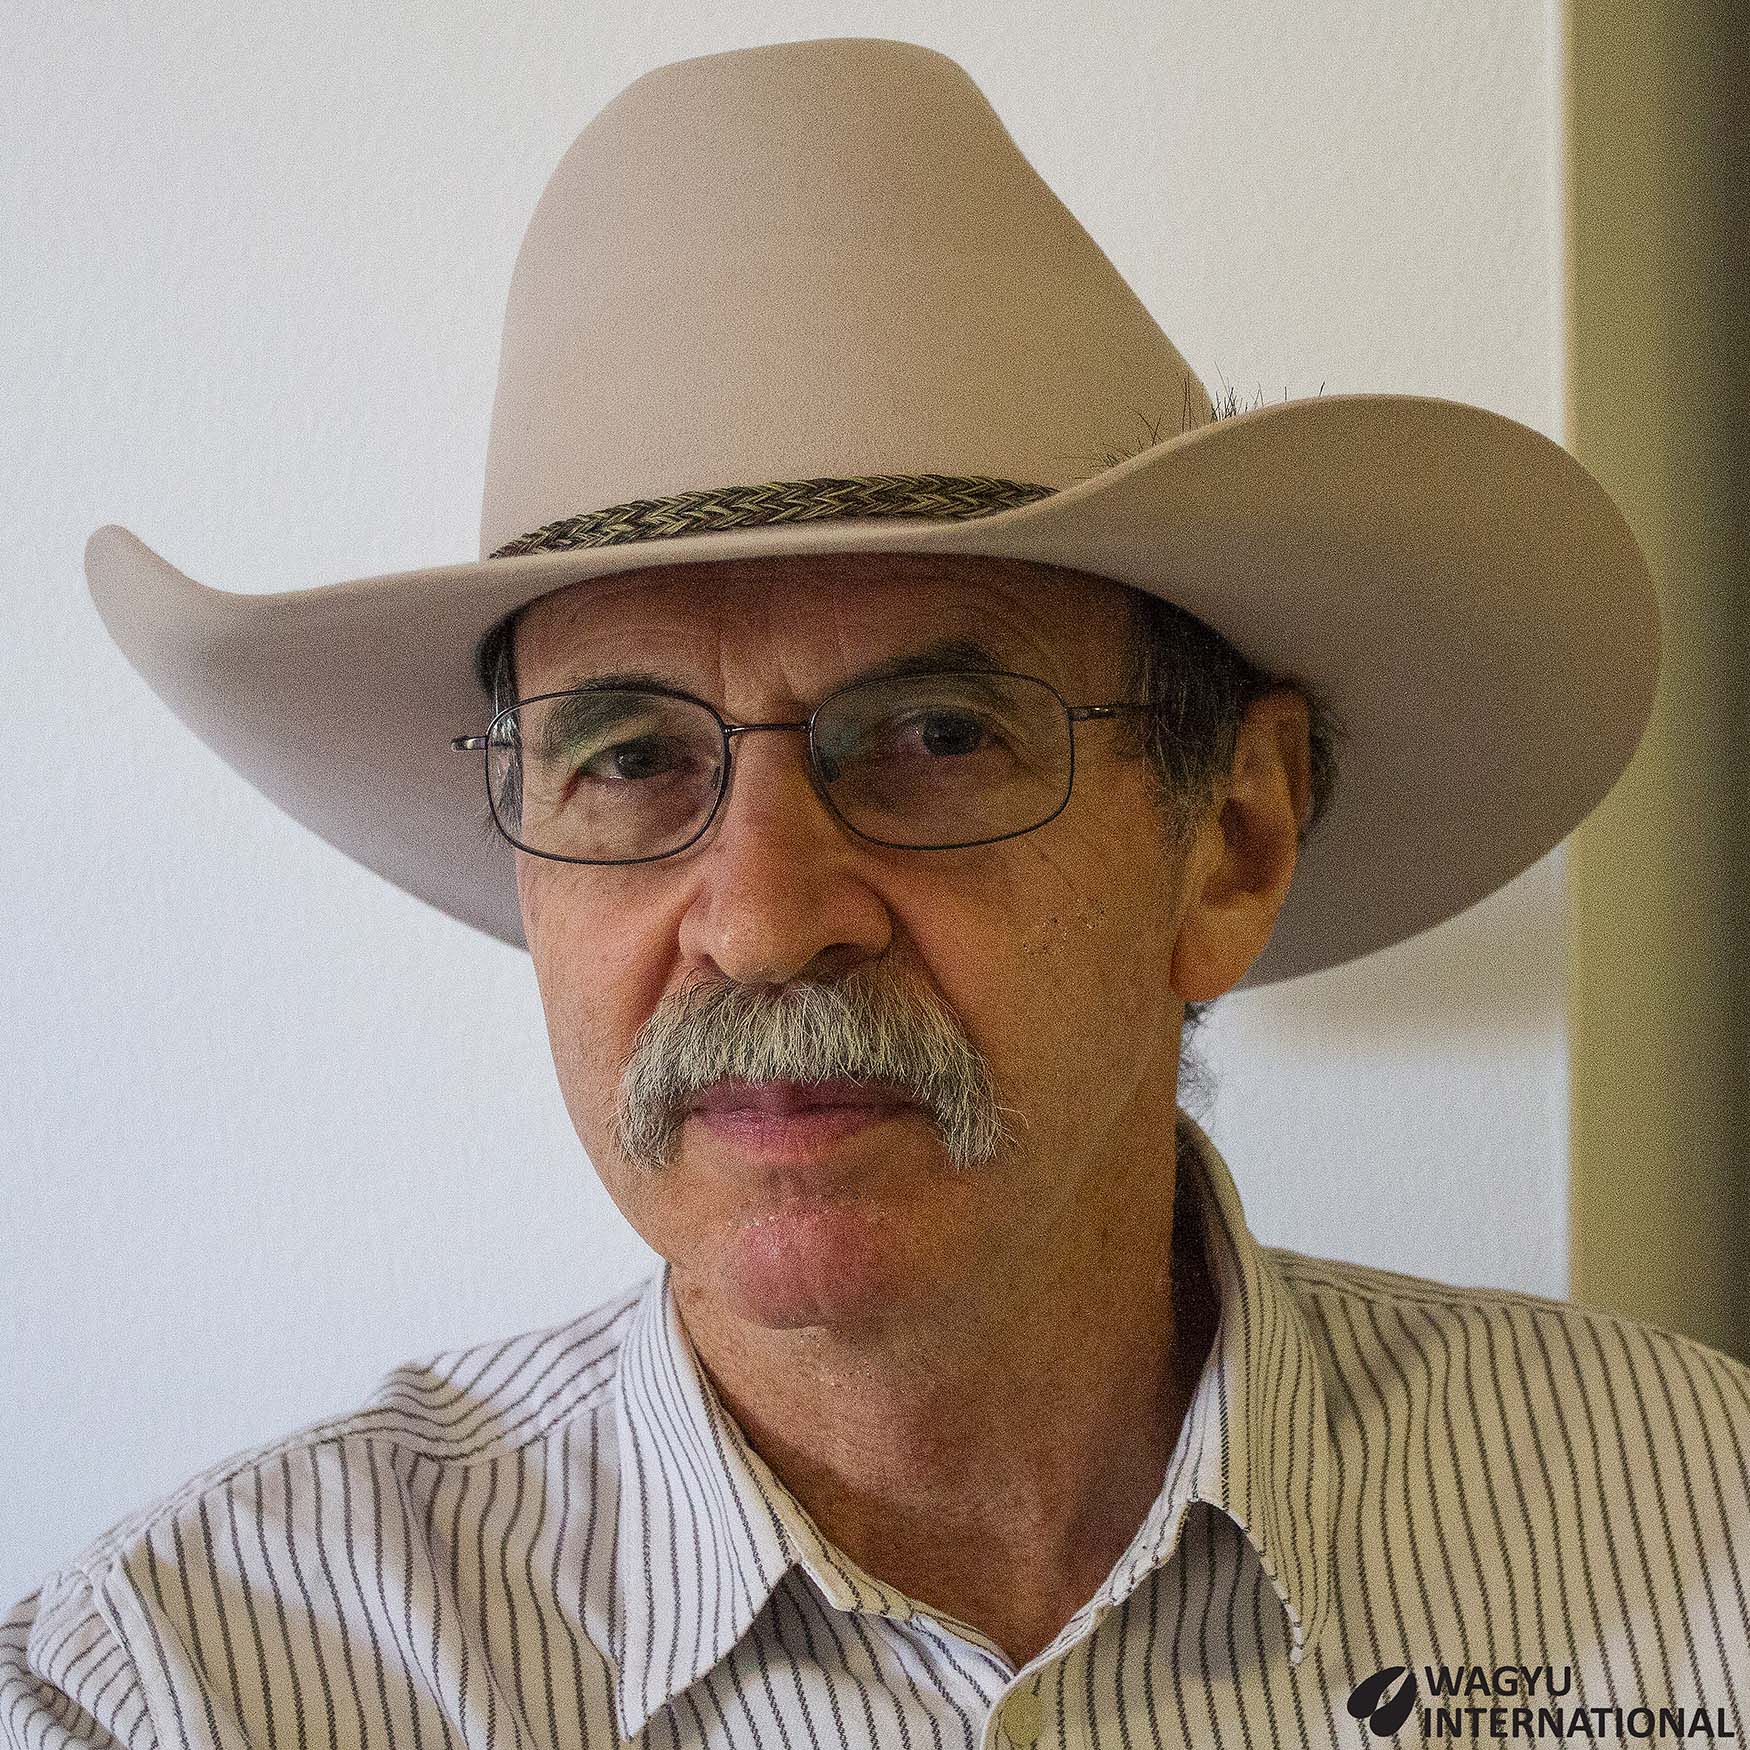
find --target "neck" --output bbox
[671,1125,1217,1669]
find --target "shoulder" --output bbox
[21,1277,648,1605]
[1270,1244,1750,1549]
[1262,1250,1750,1685]
[1270,1240,1750,1414]
[4,1281,649,1748]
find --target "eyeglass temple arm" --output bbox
[1067,704,1145,721]
[451,736,489,751]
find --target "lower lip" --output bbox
[688,1102,911,1157]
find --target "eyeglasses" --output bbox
[451,669,1146,866]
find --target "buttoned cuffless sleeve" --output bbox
[1,1573,158,1750]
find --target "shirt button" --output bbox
[1002,1691,1044,1745]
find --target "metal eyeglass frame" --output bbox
[451,670,1148,866]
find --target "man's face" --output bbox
[514,552,1203,1339]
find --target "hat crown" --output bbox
[480,37,1212,559]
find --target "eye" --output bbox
[820,704,1018,772]
[577,734,693,781]
[907,709,992,758]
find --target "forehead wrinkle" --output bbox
[514,551,1131,709]
[538,637,1014,712]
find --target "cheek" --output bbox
[519,864,677,1141]
[915,839,1177,1097]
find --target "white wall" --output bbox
[1,0,1567,1605]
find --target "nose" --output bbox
[676,726,894,986]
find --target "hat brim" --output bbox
[85,391,1658,988]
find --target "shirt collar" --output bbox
[613,1268,952,1738]
[610,1113,1336,1736]
[609,1271,800,1741]
[1096,1112,1336,1668]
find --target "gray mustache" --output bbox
[613,963,1018,1171]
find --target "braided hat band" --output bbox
[488,473,1056,559]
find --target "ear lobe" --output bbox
[1169,831,1260,1002]
[1168,691,1309,1002]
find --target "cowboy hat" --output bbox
[84,36,1658,987]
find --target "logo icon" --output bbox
[1348,1666,1420,1736]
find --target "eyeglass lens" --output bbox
[488,672,1074,863]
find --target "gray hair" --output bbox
[615,959,1017,1172]
[1108,586,1342,1092]
[474,378,1345,1111]
[471,582,1339,845]
[470,577,1341,1098]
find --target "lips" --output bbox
[688,1078,910,1118]
[683,1080,919,1165]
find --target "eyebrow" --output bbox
[532,688,669,765]
[527,638,1021,767]
[540,636,1013,703]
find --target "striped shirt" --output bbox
[6,1115,1747,1748]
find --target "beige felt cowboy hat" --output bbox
[85,36,1658,987]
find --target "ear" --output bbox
[1169,689,1312,1002]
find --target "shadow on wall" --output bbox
[1241,859,1566,1046]
[1188,861,1568,1298]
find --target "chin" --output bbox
[711,1195,915,1330]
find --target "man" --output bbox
[5,36,1744,1750]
